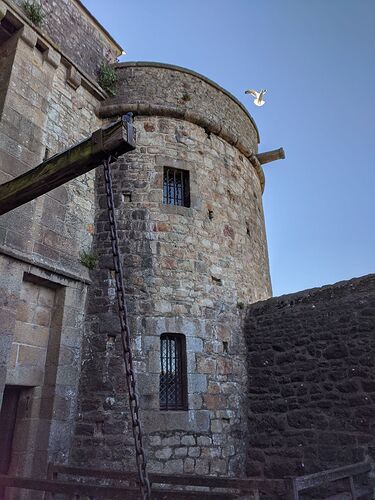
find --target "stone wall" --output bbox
[9,0,121,79]
[0,4,102,277]
[72,63,272,477]
[0,0,111,480]
[0,23,17,116]
[0,254,88,479]
[245,274,375,480]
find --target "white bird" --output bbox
[245,89,267,106]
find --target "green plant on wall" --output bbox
[23,1,45,26]
[79,250,98,270]
[98,63,117,96]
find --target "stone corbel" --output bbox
[0,0,7,21]
[67,65,82,90]
[44,46,61,69]
[20,24,37,48]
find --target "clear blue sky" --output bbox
[82,0,375,296]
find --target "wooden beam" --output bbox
[256,147,285,165]
[0,117,135,216]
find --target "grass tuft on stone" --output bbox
[98,63,117,96]
[23,1,45,25]
[79,250,98,270]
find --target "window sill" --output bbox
[160,204,194,217]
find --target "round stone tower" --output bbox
[73,62,272,476]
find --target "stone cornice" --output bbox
[99,101,266,192]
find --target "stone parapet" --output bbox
[100,62,266,191]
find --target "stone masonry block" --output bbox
[66,65,81,90]
[17,344,46,366]
[186,336,203,353]
[45,47,61,69]
[137,373,159,396]
[16,300,33,323]
[14,321,49,348]
[20,25,37,48]
[188,373,207,393]
[0,1,7,21]
[147,349,160,373]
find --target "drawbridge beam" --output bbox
[0,116,135,216]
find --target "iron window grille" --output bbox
[163,167,190,207]
[160,333,188,411]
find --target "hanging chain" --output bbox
[103,156,151,500]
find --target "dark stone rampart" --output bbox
[245,274,375,479]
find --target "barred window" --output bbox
[163,167,190,207]
[160,333,188,410]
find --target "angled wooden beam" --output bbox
[0,116,135,215]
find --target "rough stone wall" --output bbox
[0,27,17,116]
[245,274,375,480]
[10,0,120,79]
[110,62,260,150]
[0,0,110,480]
[72,63,271,477]
[0,12,101,279]
[0,254,88,479]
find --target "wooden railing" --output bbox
[284,462,373,500]
[2,462,372,499]
[0,463,285,499]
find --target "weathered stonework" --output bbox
[9,0,121,79]
[245,274,375,481]
[1,0,375,492]
[0,0,119,483]
[72,63,271,476]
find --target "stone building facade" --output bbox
[0,0,121,482]
[71,62,271,476]
[1,0,374,495]
[0,0,272,483]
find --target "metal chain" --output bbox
[103,156,151,500]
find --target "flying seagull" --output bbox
[245,89,267,107]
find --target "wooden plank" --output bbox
[288,462,371,492]
[0,117,135,216]
[49,463,285,493]
[0,475,254,500]
[284,477,299,500]
[0,475,140,499]
[152,488,237,499]
[50,463,139,481]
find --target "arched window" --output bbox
[160,333,188,410]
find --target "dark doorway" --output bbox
[0,386,21,474]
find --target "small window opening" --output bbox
[208,209,214,220]
[122,191,132,203]
[163,167,190,207]
[223,341,229,354]
[160,333,188,410]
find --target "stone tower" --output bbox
[73,62,272,476]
